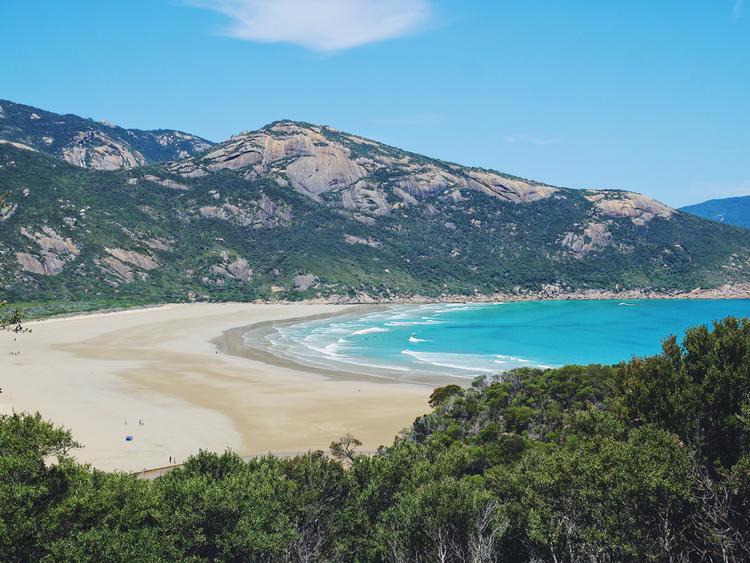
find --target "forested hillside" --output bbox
[0,99,212,169]
[2,318,749,561]
[681,195,750,229]
[3,113,750,313]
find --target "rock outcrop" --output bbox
[561,222,612,257]
[293,274,319,291]
[143,174,190,191]
[198,195,291,228]
[587,191,674,225]
[166,120,559,218]
[0,99,214,168]
[5,103,732,303]
[344,234,382,248]
[0,203,17,222]
[0,140,37,152]
[104,247,158,270]
[95,248,158,284]
[16,227,79,276]
[97,256,136,284]
[209,251,252,283]
[62,131,146,170]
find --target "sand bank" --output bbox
[0,303,431,472]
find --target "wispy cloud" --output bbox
[503,135,562,147]
[188,0,431,52]
[732,0,744,20]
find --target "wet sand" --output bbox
[0,303,432,472]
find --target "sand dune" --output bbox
[0,303,430,472]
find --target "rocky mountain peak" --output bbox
[0,103,746,303]
[0,99,214,169]
[165,120,566,222]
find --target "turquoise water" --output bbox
[247,300,750,380]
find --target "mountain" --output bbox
[680,195,750,229]
[0,100,213,170]
[1,106,750,311]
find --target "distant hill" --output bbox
[0,100,213,170]
[2,101,750,310]
[680,196,750,229]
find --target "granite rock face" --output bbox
[198,194,291,228]
[561,222,613,257]
[166,121,563,218]
[15,227,80,276]
[5,104,747,303]
[293,274,319,291]
[63,131,146,170]
[0,99,213,168]
[586,191,674,225]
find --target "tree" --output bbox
[614,318,750,469]
[493,414,695,562]
[329,433,362,463]
[0,193,26,334]
[428,384,463,408]
[2,318,750,561]
[0,413,81,561]
[0,301,26,333]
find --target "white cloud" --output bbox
[189,0,431,52]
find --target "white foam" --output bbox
[408,335,429,343]
[495,354,530,363]
[401,350,497,373]
[351,326,389,336]
[385,319,444,326]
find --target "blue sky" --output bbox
[2,0,748,206]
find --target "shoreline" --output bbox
[4,295,750,473]
[307,284,750,305]
[12,284,750,322]
[215,306,462,387]
[0,303,432,472]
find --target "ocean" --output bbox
[244,300,750,381]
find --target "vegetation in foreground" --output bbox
[2,318,750,562]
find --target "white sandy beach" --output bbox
[0,303,432,472]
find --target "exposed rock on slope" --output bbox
[167,121,561,217]
[62,131,146,170]
[0,99,213,168]
[15,227,80,276]
[104,248,157,270]
[0,139,37,152]
[96,248,158,285]
[198,194,291,228]
[293,274,319,291]
[586,191,674,225]
[2,112,750,306]
[561,222,612,257]
[210,251,252,283]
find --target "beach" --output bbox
[0,303,432,472]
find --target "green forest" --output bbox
[2,317,749,562]
[4,124,750,317]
